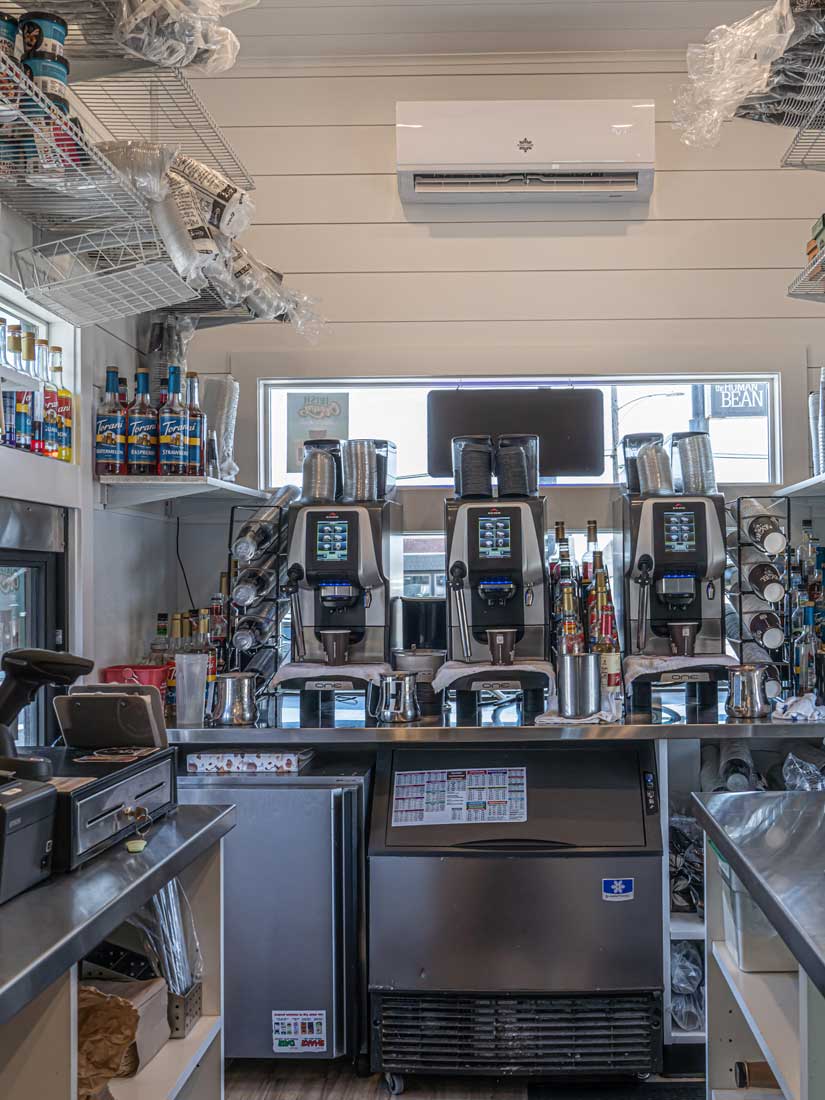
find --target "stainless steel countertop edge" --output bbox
[168,721,825,746]
[692,792,825,1001]
[0,804,236,1027]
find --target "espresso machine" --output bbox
[445,436,551,725]
[282,495,402,726]
[614,434,727,721]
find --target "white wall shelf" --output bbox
[99,475,268,509]
[670,912,706,940]
[670,1026,705,1044]
[109,1015,221,1100]
[711,939,799,1100]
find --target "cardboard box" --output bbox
[82,978,170,1074]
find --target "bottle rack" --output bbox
[727,495,792,687]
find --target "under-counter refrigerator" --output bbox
[177,761,371,1061]
[0,498,67,745]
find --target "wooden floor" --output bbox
[225,1061,527,1099]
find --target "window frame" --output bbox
[260,372,781,491]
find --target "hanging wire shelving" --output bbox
[71,67,254,191]
[16,224,198,326]
[781,47,825,171]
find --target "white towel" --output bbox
[772,693,825,723]
[535,692,624,726]
[432,659,556,696]
[269,661,392,688]
[622,653,737,689]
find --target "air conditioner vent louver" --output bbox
[371,993,663,1077]
[414,171,641,195]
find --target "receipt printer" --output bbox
[0,773,56,904]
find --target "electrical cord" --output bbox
[176,517,195,609]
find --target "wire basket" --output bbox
[16,222,197,326]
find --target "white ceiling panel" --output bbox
[227,0,757,59]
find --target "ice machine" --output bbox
[368,744,664,1087]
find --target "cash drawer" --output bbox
[74,760,173,857]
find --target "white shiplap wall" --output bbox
[188,52,825,491]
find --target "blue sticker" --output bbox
[602,878,634,901]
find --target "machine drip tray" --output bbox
[528,1084,704,1099]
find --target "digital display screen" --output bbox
[316,519,349,562]
[478,516,512,560]
[664,510,696,554]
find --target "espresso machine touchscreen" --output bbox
[663,510,696,554]
[315,519,349,562]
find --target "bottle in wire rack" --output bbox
[194,607,218,707]
[0,318,14,448]
[13,328,32,452]
[41,340,59,460]
[50,348,73,463]
[95,367,127,476]
[580,520,599,585]
[593,604,621,702]
[158,364,189,476]
[128,368,159,476]
[185,371,205,476]
[209,593,229,672]
[31,338,50,457]
[165,612,183,721]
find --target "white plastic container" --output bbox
[720,860,795,972]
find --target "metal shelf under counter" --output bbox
[166,720,825,748]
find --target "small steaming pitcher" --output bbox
[373,672,421,724]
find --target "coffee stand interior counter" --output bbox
[693,790,825,1100]
[0,805,235,1100]
[169,720,820,1070]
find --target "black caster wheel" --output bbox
[354,1054,371,1078]
[384,1072,405,1094]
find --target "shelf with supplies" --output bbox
[98,475,268,510]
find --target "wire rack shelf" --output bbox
[782,48,825,170]
[0,51,147,233]
[16,223,197,326]
[787,251,825,300]
[71,67,254,190]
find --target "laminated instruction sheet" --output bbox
[391,766,527,826]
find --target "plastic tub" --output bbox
[22,50,69,99]
[100,664,168,689]
[720,860,795,972]
[0,12,18,57]
[20,12,67,56]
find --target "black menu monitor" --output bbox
[426,388,605,477]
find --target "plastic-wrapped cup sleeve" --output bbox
[150,191,202,281]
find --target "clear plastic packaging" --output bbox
[671,988,705,1033]
[114,0,257,73]
[171,153,255,237]
[671,939,704,994]
[97,139,177,202]
[128,878,203,995]
[673,0,795,147]
[783,751,825,790]
[149,188,208,286]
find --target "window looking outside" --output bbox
[262,375,778,488]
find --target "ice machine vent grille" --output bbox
[372,992,663,1076]
[413,171,641,195]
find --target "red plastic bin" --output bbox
[100,664,167,689]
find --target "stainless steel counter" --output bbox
[692,791,825,1000]
[168,721,824,748]
[0,804,236,1026]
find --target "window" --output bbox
[262,375,779,489]
[403,535,446,596]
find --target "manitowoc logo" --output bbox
[517,137,533,152]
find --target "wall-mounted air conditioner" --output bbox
[396,99,655,203]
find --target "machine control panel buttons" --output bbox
[642,771,658,815]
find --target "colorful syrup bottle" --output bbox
[128,367,159,475]
[158,364,189,476]
[95,366,126,476]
